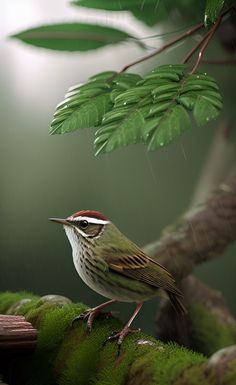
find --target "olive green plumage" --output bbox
[50,210,186,345]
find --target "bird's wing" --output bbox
[103,250,182,295]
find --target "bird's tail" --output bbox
[168,292,187,315]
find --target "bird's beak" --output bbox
[49,218,72,226]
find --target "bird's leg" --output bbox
[104,302,143,353]
[72,299,117,331]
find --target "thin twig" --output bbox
[120,22,205,72]
[190,16,222,74]
[120,3,235,73]
[182,30,212,64]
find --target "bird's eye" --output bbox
[79,220,89,229]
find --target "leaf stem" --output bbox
[190,16,222,74]
[120,2,235,73]
[182,30,212,64]
[120,22,205,72]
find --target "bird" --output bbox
[50,210,186,347]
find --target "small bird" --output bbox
[50,210,186,347]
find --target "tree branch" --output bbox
[0,292,236,385]
[0,315,37,350]
[190,16,222,74]
[156,275,236,352]
[120,22,205,72]
[120,3,235,72]
[143,169,236,280]
[190,119,235,207]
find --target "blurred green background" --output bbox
[1,0,235,334]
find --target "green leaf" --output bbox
[63,95,111,133]
[71,0,202,26]
[11,23,138,51]
[71,0,160,11]
[50,64,223,155]
[94,106,149,155]
[193,95,221,126]
[71,0,206,26]
[50,72,142,134]
[147,105,191,150]
[204,0,224,26]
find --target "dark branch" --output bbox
[144,169,236,280]
[190,16,222,74]
[120,22,205,72]
[182,30,212,64]
[120,3,235,73]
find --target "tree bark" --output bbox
[0,315,37,350]
[144,169,236,280]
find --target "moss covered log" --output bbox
[0,292,236,385]
[156,276,236,356]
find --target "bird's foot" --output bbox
[104,326,141,355]
[72,308,113,332]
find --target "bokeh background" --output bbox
[1,0,235,334]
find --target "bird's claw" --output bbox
[71,309,114,331]
[103,326,141,355]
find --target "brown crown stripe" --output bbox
[72,210,108,221]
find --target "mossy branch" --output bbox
[1,292,236,385]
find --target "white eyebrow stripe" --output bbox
[69,216,109,225]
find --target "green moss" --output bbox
[0,291,38,313]
[174,363,213,385]
[1,292,233,385]
[56,315,123,385]
[38,302,87,352]
[95,338,205,385]
[188,304,236,356]
[17,298,42,316]
[150,343,205,385]
[223,358,236,385]
[126,350,156,385]
[94,333,165,385]
[24,302,87,385]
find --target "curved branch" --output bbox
[143,169,236,280]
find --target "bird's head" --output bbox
[50,210,110,248]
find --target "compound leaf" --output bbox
[49,65,222,155]
[50,72,142,134]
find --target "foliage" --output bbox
[9,0,234,156]
[11,23,141,52]
[204,0,225,25]
[50,65,222,155]
[49,71,141,134]
[71,0,206,26]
